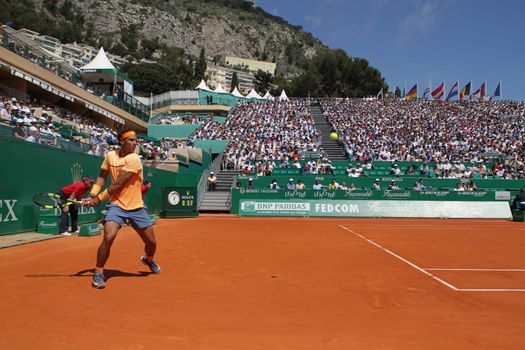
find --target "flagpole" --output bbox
[443,80,446,101]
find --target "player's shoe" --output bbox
[141,255,162,274]
[61,232,72,236]
[92,271,106,289]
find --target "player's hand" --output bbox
[82,197,101,207]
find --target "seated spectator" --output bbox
[348,182,357,190]
[453,183,466,191]
[286,178,296,190]
[388,180,400,190]
[328,178,339,190]
[11,118,26,140]
[372,178,381,190]
[312,179,324,190]
[0,102,12,123]
[413,182,420,190]
[467,181,477,191]
[295,179,305,190]
[390,164,401,176]
[247,178,254,189]
[25,128,41,143]
[235,181,242,189]
[269,179,280,190]
[207,172,217,191]
[339,181,348,190]
[416,179,428,190]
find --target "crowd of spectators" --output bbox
[192,100,321,172]
[321,99,525,179]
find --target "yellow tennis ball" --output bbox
[329,132,338,140]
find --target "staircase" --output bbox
[311,103,348,160]
[199,170,239,212]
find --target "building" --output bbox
[205,64,255,94]
[221,55,276,75]
[16,28,127,69]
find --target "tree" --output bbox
[253,69,273,93]
[193,47,207,81]
[230,72,239,92]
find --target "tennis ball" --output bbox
[329,132,338,140]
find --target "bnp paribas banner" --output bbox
[238,200,512,219]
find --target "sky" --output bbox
[256,0,524,100]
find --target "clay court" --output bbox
[1,217,525,349]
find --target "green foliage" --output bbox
[193,47,207,80]
[121,24,140,54]
[288,48,388,98]
[230,72,239,92]
[253,69,273,93]
[122,46,194,94]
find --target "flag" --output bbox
[422,81,431,99]
[480,82,486,97]
[459,82,471,101]
[470,87,481,100]
[446,81,459,100]
[431,82,445,100]
[405,83,417,100]
[470,82,485,100]
[491,82,501,100]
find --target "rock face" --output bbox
[40,0,324,75]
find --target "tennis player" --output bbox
[85,129,161,289]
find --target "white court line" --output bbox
[425,268,525,272]
[340,225,515,229]
[338,225,458,291]
[456,288,525,292]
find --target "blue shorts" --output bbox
[105,204,152,229]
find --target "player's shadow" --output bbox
[26,269,153,281]
[74,268,153,281]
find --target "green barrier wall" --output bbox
[193,140,230,154]
[0,137,201,235]
[231,189,514,219]
[147,124,200,139]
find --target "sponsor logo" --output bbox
[456,191,488,197]
[284,190,307,198]
[344,190,373,198]
[167,191,180,206]
[382,190,411,198]
[241,201,310,212]
[0,199,18,222]
[313,191,336,199]
[495,191,511,201]
[71,163,83,183]
[315,203,359,214]
[38,221,58,228]
[421,191,449,197]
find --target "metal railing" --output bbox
[1,27,149,122]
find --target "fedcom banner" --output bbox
[239,200,512,219]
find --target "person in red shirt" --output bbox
[141,180,152,197]
[59,177,94,235]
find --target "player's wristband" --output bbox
[90,184,102,197]
[97,189,110,202]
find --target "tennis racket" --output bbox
[33,193,83,209]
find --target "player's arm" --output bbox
[87,170,135,207]
[89,169,109,198]
[83,169,109,206]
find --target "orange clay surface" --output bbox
[1,217,525,349]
